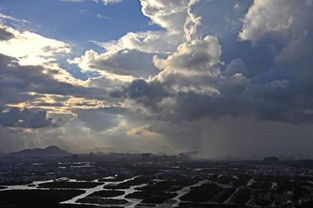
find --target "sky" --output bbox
[0,0,313,159]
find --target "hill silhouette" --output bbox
[12,146,71,158]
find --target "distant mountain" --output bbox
[12,146,71,158]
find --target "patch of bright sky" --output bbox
[0,0,161,80]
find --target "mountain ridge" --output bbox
[12,146,71,157]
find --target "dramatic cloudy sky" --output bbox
[1,0,313,159]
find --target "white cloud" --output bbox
[140,0,189,33]
[68,49,158,79]
[154,35,222,76]
[3,0,313,157]
[185,0,248,40]
[71,0,192,82]
[62,0,313,157]
[0,24,70,66]
[0,13,29,24]
[102,0,123,5]
[239,0,296,42]
[93,31,182,54]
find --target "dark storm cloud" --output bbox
[91,49,159,78]
[0,27,14,41]
[124,75,313,124]
[126,79,166,101]
[69,49,160,79]
[0,54,106,100]
[117,0,313,125]
[0,53,109,128]
[3,0,313,156]
[0,107,51,128]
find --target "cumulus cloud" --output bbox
[0,24,70,66]
[0,24,146,162]
[239,0,313,42]
[68,49,159,79]
[0,53,113,128]
[154,35,221,74]
[185,0,250,40]
[4,0,313,157]
[69,0,190,80]
[0,108,51,128]
[109,0,313,133]
[141,0,189,33]
[93,31,182,54]
[51,0,313,158]
[0,24,115,129]
[0,26,14,41]
[70,0,313,127]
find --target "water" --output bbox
[0,179,54,191]
[61,176,141,207]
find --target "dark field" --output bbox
[77,197,129,205]
[180,183,223,202]
[0,190,85,208]
[178,203,250,208]
[87,190,125,197]
[38,181,103,189]
[1,158,313,207]
[103,176,149,189]
[126,190,178,203]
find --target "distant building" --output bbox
[264,156,279,164]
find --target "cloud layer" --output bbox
[2,0,313,158]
